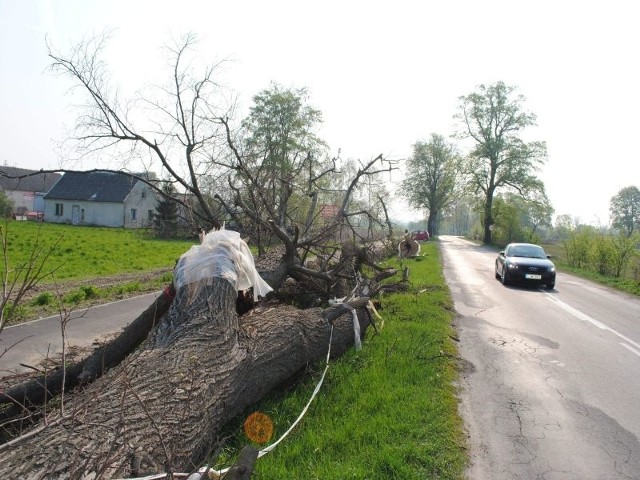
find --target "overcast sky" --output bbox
[1,0,638,225]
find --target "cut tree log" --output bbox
[398,239,420,258]
[0,277,371,479]
[223,445,258,480]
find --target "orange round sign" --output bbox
[243,411,274,444]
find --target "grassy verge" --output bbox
[214,241,467,479]
[0,270,176,326]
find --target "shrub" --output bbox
[32,292,55,306]
[161,271,174,283]
[590,235,615,276]
[3,304,29,323]
[64,290,86,304]
[563,230,593,268]
[81,285,100,299]
[610,233,638,278]
[631,255,640,282]
[113,282,142,295]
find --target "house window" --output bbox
[55,203,64,216]
[81,209,85,221]
[131,208,137,221]
[141,190,147,199]
[148,210,154,221]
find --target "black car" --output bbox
[495,243,556,289]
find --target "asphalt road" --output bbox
[0,291,161,377]
[441,235,640,480]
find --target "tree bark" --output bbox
[427,209,437,237]
[0,277,370,478]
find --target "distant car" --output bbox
[412,230,430,241]
[495,242,556,289]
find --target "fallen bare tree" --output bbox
[0,240,398,417]
[0,241,398,431]
[0,33,403,478]
[0,275,374,478]
[0,227,401,476]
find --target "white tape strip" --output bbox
[366,300,384,329]
[328,298,362,350]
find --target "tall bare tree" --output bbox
[48,32,231,230]
[47,34,396,290]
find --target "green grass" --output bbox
[1,221,195,324]
[214,242,467,479]
[1,221,194,282]
[543,242,640,296]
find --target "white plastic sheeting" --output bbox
[174,229,273,301]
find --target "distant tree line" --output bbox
[556,186,640,280]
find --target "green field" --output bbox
[2,221,195,282]
[1,221,196,323]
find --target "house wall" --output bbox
[5,190,35,214]
[44,200,126,227]
[33,193,46,211]
[123,181,157,228]
[43,181,157,228]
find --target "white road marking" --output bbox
[545,293,640,353]
[621,343,640,358]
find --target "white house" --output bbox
[43,171,157,228]
[0,166,62,216]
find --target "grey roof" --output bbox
[44,171,142,203]
[0,167,62,193]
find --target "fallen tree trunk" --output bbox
[0,289,174,431]
[0,277,370,478]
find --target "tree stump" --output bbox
[398,239,420,258]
